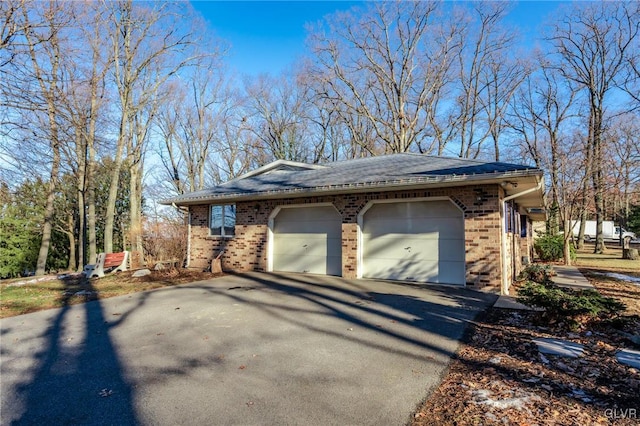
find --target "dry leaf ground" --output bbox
[413,248,640,426]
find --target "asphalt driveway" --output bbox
[1,272,496,425]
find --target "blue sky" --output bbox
[190,1,568,76]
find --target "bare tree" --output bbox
[509,61,578,235]
[548,1,640,253]
[307,1,454,154]
[104,0,199,254]
[556,132,592,265]
[82,3,112,264]
[55,2,113,268]
[243,72,311,162]
[605,114,640,226]
[480,53,530,160]
[453,2,521,159]
[0,0,22,63]
[215,111,255,181]
[4,1,72,275]
[622,2,640,109]
[157,54,232,194]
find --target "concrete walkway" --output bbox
[493,265,594,310]
[551,266,594,290]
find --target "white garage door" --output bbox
[272,205,342,276]
[362,200,465,285]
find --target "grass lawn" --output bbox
[573,242,640,273]
[0,269,218,319]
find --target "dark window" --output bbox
[520,214,528,237]
[210,204,236,237]
[505,202,513,233]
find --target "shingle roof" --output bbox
[161,153,542,205]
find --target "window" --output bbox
[210,204,236,237]
[520,214,528,237]
[504,202,514,233]
[504,201,520,234]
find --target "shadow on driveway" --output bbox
[2,276,138,425]
[1,272,496,425]
[212,272,496,361]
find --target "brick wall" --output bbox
[189,204,269,271]
[188,185,519,289]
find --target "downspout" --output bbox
[500,178,544,295]
[187,208,191,268]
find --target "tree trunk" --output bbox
[129,159,144,266]
[35,107,61,275]
[105,1,132,254]
[24,3,62,276]
[623,248,639,260]
[77,184,85,271]
[104,117,127,253]
[87,117,97,263]
[35,152,58,275]
[66,214,76,271]
[576,130,592,250]
[592,108,606,254]
[75,125,87,271]
[563,219,572,266]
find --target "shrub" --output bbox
[534,234,575,262]
[517,281,626,329]
[518,264,554,284]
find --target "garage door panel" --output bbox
[362,200,465,285]
[363,239,464,263]
[363,237,440,260]
[274,207,338,223]
[364,258,465,284]
[438,238,465,261]
[273,254,342,275]
[363,217,464,238]
[364,201,459,220]
[364,252,463,264]
[273,237,341,257]
[272,206,342,276]
[364,235,464,260]
[274,219,342,234]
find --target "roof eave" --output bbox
[160,169,544,206]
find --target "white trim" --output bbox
[267,202,340,273]
[186,209,191,268]
[356,197,464,280]
[500,178,544,295]
[228,159,326,183]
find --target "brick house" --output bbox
[162,154,545,295]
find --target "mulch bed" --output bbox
[413,271,640,426]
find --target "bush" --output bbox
[518,264,554,284]
[517,281,626,329]
[534,234,575,262]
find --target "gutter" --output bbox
[499,178,544,295]
[161,169,543,206]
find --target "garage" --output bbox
[271,205,342,275]
[360,199,465,285]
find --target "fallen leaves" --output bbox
[412,303,640,426]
